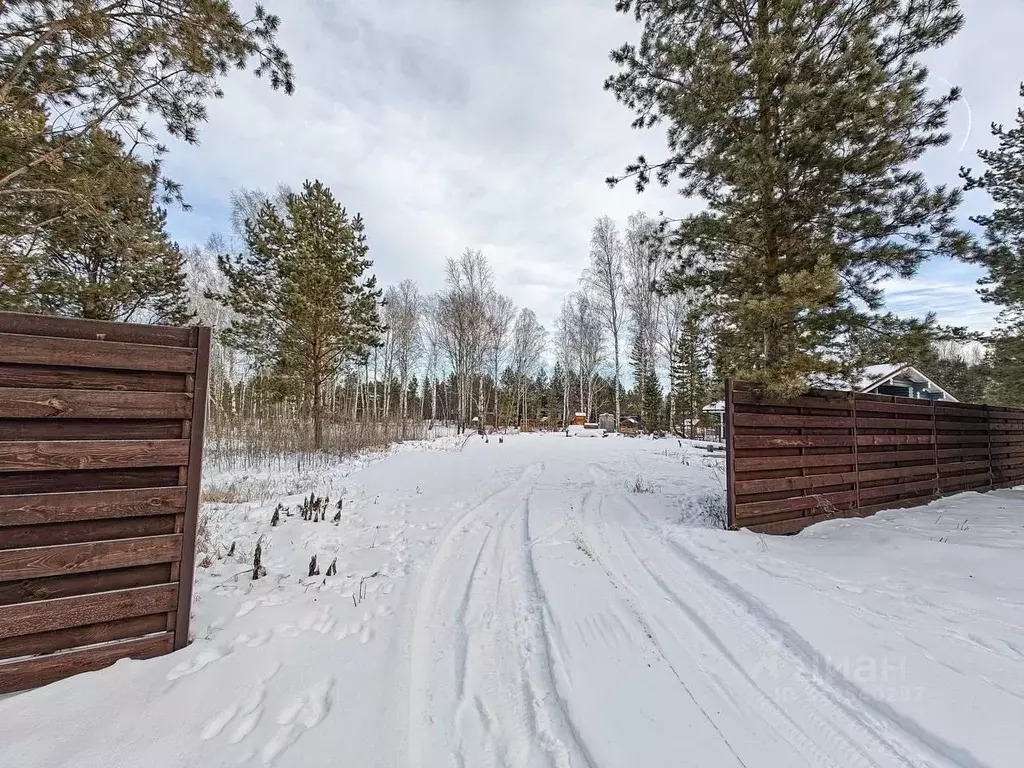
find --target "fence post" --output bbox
[851,392,860,515]
[175,325,212,651]
[986,403,994,492]
[931,397,940,500]
[724,379,736,530]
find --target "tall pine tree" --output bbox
[215,180,384,447]
[606,0,969,395]
[671,313,713,437]
[961,83,1024,405]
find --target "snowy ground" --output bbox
[2,433,1023,768]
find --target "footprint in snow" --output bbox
[166,647,228,681]
[260,679,335,765]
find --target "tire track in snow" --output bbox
[407,462,595,768]
[581,466,948,767]
[662,533,990,768]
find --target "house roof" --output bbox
[701,363,958,413]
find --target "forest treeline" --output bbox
[1,1,1021,460]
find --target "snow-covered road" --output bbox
[2,433,1022,767]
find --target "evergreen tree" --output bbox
[29,134,192,323]
[641,363,663,431]
[606,0,969,395]
[961,83,1024,405]
[214,180,384,447]
[671,313,713,437]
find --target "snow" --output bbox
[2,434,1022,767]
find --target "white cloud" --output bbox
[163,0,1015,336]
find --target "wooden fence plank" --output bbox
[0,419,185,441]
[734,490,858,520]
[0,535,182,583]
[0,632,173,694]
[0,583,177,640]
[735,435,856,449]
[0,487,186,527]
[0,364,186,392]
[0,311,192,347]
[733,453,857,472]
[0,613,167,661]
[0,389,192,419]
[855,417,935,430]
[857,434,934,446]
[0,467,180,495]
[0,515,176,550]
[734,471,858,495]
[0,333,196,373]
[733,413,855,429]
[0,563,172,606]
[0,440,189,473]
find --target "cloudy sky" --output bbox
[163,0,1022,335]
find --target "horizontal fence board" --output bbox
[0,632,173,694]
[0,613,167,661]
[735,490,859,521]
[0,535,182,583]
[0,419,185,441]
[0,389,192,419]
[0,467,180,495]
[734,472,858,495]
[0,515,177,550]
[0,440,189,473]
[0,584,178,640]
[855,417,934,430]
[732,391,853,410]
[0,333,196,373]
[0,312,193,347]
[726,381,1024,535]
[735,435,855,449]
[734,453,856,472]
[733,413,855,429]
[0,364,186,392]
[0,563,172,606]
[0,487,186,527]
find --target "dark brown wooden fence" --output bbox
[0,312,210,693]
[725,380,1024,534]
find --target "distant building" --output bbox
[702,363,960,438]
[598,413,617,431]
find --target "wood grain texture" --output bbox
[0,333,196,373]
[0,515,176,550]
[0,311,192,347]
[0,419,185,441]
[0,535,182,583]
[0,613,167,661]
[0,389,192,419]
[0,563,172,606]
[0,363,185,392]
[0,467,180,495]
[0,486,185,527]
[0,583,177,640]
[0,632,173,694]
[0,440,189,473]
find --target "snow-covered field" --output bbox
[2,433,1022,768]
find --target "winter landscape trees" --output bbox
[3,0,1023,462]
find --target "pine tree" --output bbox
[607,0,969,395]
[671,313,713,437]
[215,180,384,447]
[641,363,663,431]
[29,133,192,323]
[961,83,1024,405]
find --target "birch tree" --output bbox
[582,215,627,430]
